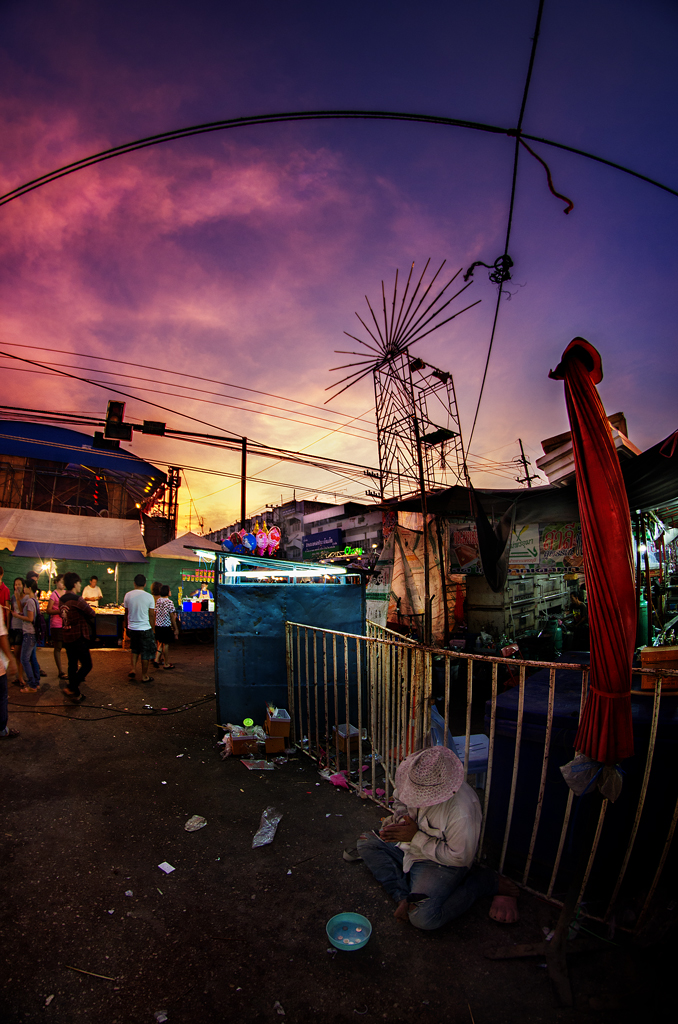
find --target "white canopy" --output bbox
[148,531,222,561]
[0,507,145,555]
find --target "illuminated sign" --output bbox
[180,569,215,584]
[302,528,342,553]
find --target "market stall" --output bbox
[0,507,147,645]
[146,531,222,635]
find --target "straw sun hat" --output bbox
[395,746,464,808]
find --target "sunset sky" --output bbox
[1,0,677,532]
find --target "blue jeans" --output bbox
[0,673,7,732]
[356,832,498,931]
[20,633,38,688]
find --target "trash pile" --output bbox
[217,704,293,760]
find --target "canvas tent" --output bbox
[148,532,222,560]
[145,532,222,606]
[0,507,146,561]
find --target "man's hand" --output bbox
[379,815,418,843]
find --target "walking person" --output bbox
[13,578,41,693]
[0,565,11,617]
[9,578,26,687]
[150,581,163,667]
[47,574,68,681]
[24,578,46,681]
[0,600,19,739]
[123,575,156,683]
[153,586,179,670]
[59,572,96,703]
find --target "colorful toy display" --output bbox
[221,522,281,557]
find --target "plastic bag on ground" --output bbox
[252,806,283,848]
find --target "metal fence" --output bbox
[285,619,678,934]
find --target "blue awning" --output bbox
[12,541,146,562]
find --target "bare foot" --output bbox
[394,899,410,922]
[489,876,519,923]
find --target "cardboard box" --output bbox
[640,646,678,691]
[265,736,286,754]
[333,723,360,753]
[230,734,260,756]
[265,708,291,737]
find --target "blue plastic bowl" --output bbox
[326,912,372,950]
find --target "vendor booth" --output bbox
[146,532,222,634]
[205,550,365,725]
[0,507,147,645]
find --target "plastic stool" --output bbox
[452,734,489,789]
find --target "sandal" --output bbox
[58,673,68,680]
[20,685,39,694]
[141,676,154,683]
[128,672,137,680]
[162,664,176,670]
[0,728,20,739]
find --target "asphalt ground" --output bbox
[0,644,673,1023]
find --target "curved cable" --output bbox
[1,108,676,208]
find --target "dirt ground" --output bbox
[1,644,673,1024]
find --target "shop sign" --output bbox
[302,528,342,553]
[181,568,215,583]
[509,524,540,565]
[449,522,482,573]
[539,522,582,569]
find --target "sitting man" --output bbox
[351,746,518,930]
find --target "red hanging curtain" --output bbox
[549,339,635,763]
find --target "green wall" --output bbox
[0,549,143,605]
[145,557,209,605]
[0,550,207,606]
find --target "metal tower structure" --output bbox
[373,352,466,500]
[328,260,478,500]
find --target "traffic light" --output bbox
[92,431,120,451]
[105,400,132,441]
[142,420,166,436]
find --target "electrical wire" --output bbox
[465,0,545,456]
[1,109,676,207]
[0,340,376,428]
[0,357,377,441]
[7,693,216,721]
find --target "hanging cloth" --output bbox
[469,486,515,593]
[549,339,635,763]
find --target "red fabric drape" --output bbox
[549,339,635,763]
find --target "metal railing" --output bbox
[285,619,678,934]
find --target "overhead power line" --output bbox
[1,109,676,208]
[0,340,376,429]
[0,359,377,442]
[0,353,384,480]
[463,0,546,459]
[0,403,388,480]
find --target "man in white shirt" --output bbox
[82,576,104,607]
[123,574,156,683]
[0,602,19,738]
[352,746,519,929]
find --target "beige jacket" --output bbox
[388,781,482,872]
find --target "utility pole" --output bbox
[240,437,247,529]
[413,415,432,646]
[516,438,540,488]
